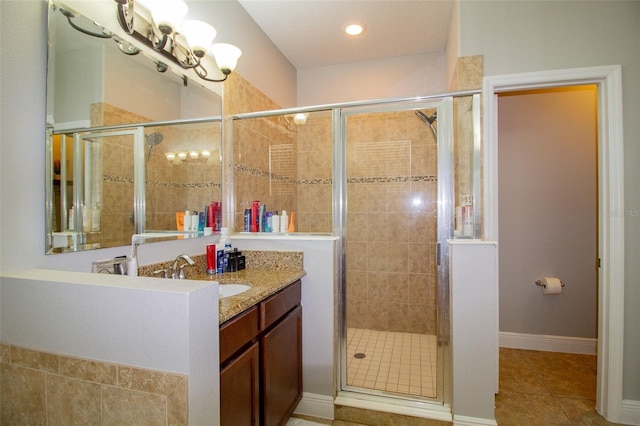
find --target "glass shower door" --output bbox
[338,98,453,405]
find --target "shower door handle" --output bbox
[436,242,441,266]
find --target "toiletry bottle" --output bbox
[206,244,216,275]
[258,204,265,232]
[462,196,474,237]
[280,210,288,233]
[68,207,75,231]
[91,203,101,232]
[82,204,91,233]
[251,200,260,232]
[288,211,296,233]
[265,211,273,232]
[198,212,205,232]
[272,211,280,233]
[176,212,185,231]
[244,209,251,232]
[208,202,214,228]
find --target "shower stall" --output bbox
[229,90,480,413]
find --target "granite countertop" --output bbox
[191,269,306,323]
[138,249,305,324]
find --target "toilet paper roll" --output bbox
[542,277,562,295]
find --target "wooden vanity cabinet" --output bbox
[219,280,302,426]
[262,304,302,426]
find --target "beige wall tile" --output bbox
[46,374,101,426]
[0,343,10,363]
[60,355,117,385]
[1,363,47,425]
[11,346,59,373]
[102,386,167,426]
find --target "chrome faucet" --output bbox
[171,254,196,279]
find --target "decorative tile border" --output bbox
[236,164,437,185]
[103,175,221,189]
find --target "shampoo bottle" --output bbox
[272,211,280,233]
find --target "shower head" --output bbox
[415,110,438,139]
[415,110,437,125]
[145,132,164,147]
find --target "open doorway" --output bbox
[483,65,625,422]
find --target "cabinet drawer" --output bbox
[260,280,301,330]
[220,305,259,364]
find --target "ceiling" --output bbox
[237,0,455,70]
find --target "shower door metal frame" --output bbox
[46,127,144,252]
[334,96,455,411]
[77,128,146,234]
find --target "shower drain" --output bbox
[353,352,366,359]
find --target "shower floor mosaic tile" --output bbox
[346,328,437,398]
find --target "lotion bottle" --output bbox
[280,210,288,233]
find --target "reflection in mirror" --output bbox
[47,120,222,254]
[46,1,223,254]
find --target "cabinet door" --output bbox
[261,305,302,426]
[220,341,260,426]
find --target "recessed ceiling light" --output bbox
[344,23,365,36]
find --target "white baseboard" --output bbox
[499,331,597,354]
[453,414,498,426]
[621,399,640,425]
[294,392,334,420]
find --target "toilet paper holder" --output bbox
[535,279,564,288]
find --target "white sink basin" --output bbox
[219,284,251,299]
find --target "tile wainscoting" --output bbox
[0,343,188,425]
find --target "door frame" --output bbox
[483,65,625,422]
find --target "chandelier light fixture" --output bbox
[114,0,242,82]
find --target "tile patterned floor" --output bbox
[496,347,621,425]
[289,347,621,425]
[346,328,437,398]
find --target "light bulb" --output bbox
[189,151,199,159]
[177,152,188,161]
[345,23,365,36]
[165,152,176,161]
[182,20,217,57]
[149,0,188,34]
[293,113,309,125]
[200,150,211,159]
[210,43,242,74]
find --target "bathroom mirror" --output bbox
[45,1,223,254]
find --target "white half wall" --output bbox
[450,240,498,424]
[231,234,337,419]
[0,269,219,425]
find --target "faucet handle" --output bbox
[177,265,188,280]
[153,268,170,278]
